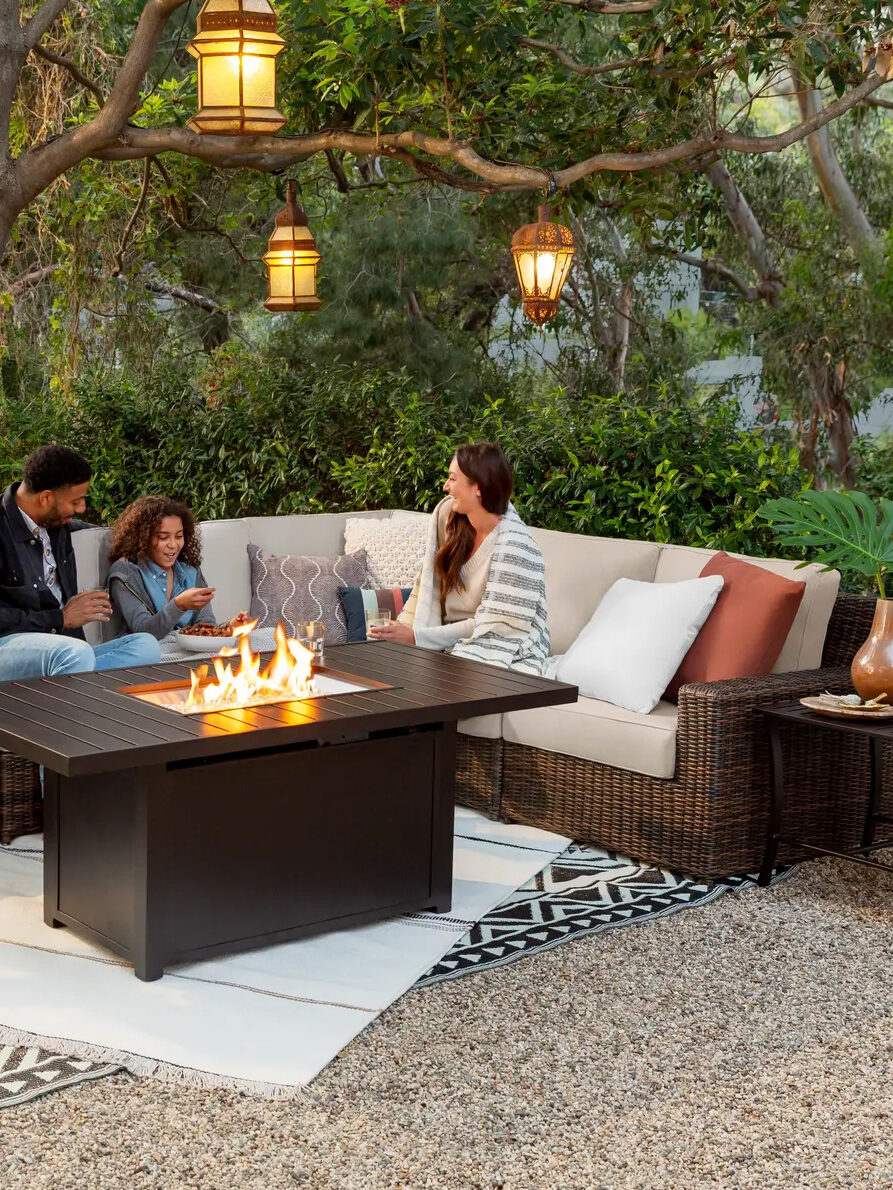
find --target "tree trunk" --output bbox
[796,85,879,263]
[702,161,783,303]
[607,281,632,390]
[806,360,855,488]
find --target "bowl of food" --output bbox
[176,624,241,652]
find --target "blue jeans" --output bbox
[0,631,161,682]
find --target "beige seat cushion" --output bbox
[458,714,503,740]
[530,528,661,655]
[503,697,678,780]
[654,545,839,672]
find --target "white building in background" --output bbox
[489,250,893,438]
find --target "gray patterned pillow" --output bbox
[247,546,371,645]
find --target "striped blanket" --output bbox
[404,499,550,675]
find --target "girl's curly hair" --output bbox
[108,496,202,568]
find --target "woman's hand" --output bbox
[368,621,415,645]
[228,611,253,629]
[174,586,215,611]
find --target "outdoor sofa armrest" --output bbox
[674,665,851,795]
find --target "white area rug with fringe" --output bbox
[0,809,568,1098]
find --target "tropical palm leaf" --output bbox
[759,490,893,595]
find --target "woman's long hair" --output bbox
[108,496,202,568]
[435,442,513,600]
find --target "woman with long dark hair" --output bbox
[107,496,249,640]
[370,443,550,673]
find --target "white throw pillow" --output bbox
[343,515,428,587]
[556,575,724,714]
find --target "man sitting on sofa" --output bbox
[0,445,161,681]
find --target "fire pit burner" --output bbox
[122,670,386,715]
[119,619,393,714]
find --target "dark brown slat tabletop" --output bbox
[0,641,576,776]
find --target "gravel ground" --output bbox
[2,854,893,1190]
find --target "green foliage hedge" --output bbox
[0,344,807,554]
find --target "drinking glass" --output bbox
[365,608,391,638]
[297,620,326,667]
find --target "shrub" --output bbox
[0,349,808,555]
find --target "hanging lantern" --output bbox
[186,0,286,135]
[263,181,321,312]
[511,205,575,325]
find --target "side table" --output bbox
[759,703,893,886]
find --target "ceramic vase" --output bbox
[851,598,893,702]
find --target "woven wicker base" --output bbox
[0,752,42,846]
[455,735,503,818]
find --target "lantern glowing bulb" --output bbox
[187,0,286,135]
[263,181,321,312]
[511,205,575,325]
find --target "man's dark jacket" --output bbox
[0,482,84,641]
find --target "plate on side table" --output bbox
[800,695,893,720]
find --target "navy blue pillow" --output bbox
[338,586,413,642]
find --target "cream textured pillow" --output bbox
[343,515,429,587]
[556,575,724,715]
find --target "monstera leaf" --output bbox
[759,490,893,599]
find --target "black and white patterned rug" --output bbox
[0,1046,121,1108]
[415,841,791,986]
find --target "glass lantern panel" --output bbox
[200,54,242,106]
[551,251,573,298]
[515,251,536,295]
[535,252,557,297]
[291,262,318,297]
[268,264,294,298]
[241,54,275,107]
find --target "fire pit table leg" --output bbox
[428,721,456,914]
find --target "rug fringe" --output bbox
[0,1024,311,1100]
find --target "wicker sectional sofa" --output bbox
[65,509,880,878]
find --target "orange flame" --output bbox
[184,621,315,712]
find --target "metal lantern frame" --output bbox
[187,0,286,135]
[263,181,322,312]
[511,204,575,326]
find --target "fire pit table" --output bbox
[0,641,576,980]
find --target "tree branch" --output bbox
[865,95,893,109]
[3,262,221,312]
[701,159,782,302]
[111,155,152,275]
[90,70,890,192]
[4,263,56,296]
[554,0,661,11]
[519,38,734,81]
[142,276,220,312]
[518,38,649,76]
[22,0,73,49]
[32,43,104,106]
[650,246,764,301]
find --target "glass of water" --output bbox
[365,608,391,638]
[297,620,326,667]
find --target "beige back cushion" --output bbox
[531,527,662,655]
[653,545,839,671]
[244,509,400,560]
[197,519,253,624]
[72,526,110,644]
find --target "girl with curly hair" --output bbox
[107,496,249,640]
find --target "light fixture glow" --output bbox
[187,0,286,135]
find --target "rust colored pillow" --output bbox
[664,552,806,701]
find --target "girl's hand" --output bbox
[229,611,253,629]
[174,586,215,611]
[368,621,415,644]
